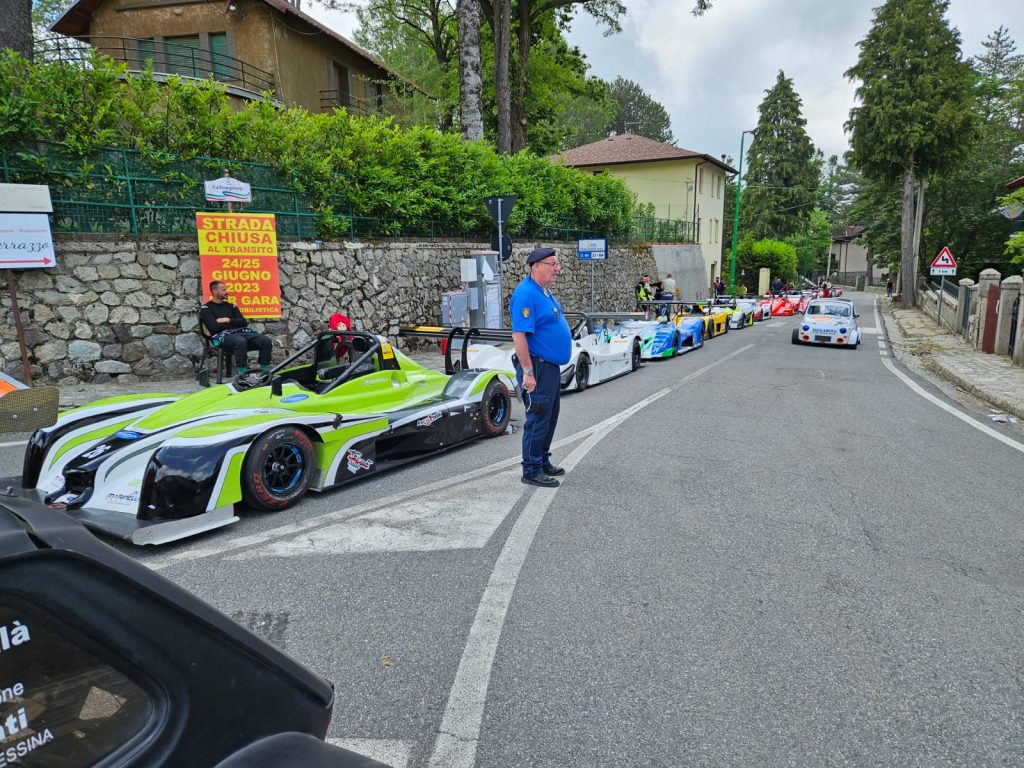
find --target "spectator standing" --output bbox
[511,247,572,488]
[200,280,273,375]
[886,276,894,298]
[662,272,677,298]
[635,274,654,309]
[770,276,784,296]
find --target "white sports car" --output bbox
[792,299,862,349]
[399,313,644,393]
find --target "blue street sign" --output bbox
[577,238,607,261]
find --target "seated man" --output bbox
[200,280,272,375]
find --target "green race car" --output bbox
[16,330,513,545]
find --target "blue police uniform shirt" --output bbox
[510,275,572,365]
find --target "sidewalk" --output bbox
[882,298,1024,423]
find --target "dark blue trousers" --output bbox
[515,357,561,478]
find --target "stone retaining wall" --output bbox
[1,236,656,384]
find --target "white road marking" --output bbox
[327,738,413,767]
[230,469,526,558]
[881,357,1024,455]
[766,321,784,328]
[861,327,879,335]
[0,439,27,448]
[427,345,754,768]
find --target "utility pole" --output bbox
[728,129,754,296]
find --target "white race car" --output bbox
[399,313,644,393]
[792,299,862,349]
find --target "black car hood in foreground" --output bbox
[0,496,387,767]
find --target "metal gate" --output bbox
[1009,294,1021,357]
[982,283,1000,354]
[960,289,971,336]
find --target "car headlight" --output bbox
[802,325,809,331]
[840,327,847,334]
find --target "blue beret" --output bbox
[527,246,556,265]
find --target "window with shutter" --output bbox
[209,33,232,80]
[165,35,203,77]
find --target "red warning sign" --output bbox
[930,246,957,276]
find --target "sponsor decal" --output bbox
[80,443,112,460]
[0,619,30,652]
[281,394,309,403]
[346,450,374,474]
[381,342,395,360]
[104,491,140,507]
[416,411,443,427]
[114,430,143,440]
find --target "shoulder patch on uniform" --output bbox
[522,308,530,318]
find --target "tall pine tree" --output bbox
[739,71,818,241]
[845,0,976,307]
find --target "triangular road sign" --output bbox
[931,246,957,269]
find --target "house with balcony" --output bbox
[48,0,418,115]
[554,133,736,286]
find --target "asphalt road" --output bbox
[3,292,1023,767]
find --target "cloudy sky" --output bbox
[307,0,1024,164]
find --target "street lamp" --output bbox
[729,129,754,296]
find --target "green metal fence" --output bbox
[0,141,696,245]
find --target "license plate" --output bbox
[814,335,833,343]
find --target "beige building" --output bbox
[554,133,736,283]
[51,0,417,114]
[830,225,882,285]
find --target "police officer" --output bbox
[511,246,572,488]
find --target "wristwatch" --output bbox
[523,369,534,377]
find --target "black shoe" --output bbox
[521,474,560,488]
[543,465,566,476]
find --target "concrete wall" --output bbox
[0,237,655,384]
[650,245,711,300]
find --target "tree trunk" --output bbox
[900,163,917,309]
[510,2,530,153]
[0,0,34,62]
[457,0,483,141]
[493,0,511,154]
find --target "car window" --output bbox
[0,603,154,767]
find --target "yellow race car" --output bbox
[641,300,729,338]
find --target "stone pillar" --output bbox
[967,284,981,345]
[975,269,1001,350]
[956,278,974,338]
[994,275,1021,355]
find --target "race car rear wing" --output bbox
[398,325,515,374]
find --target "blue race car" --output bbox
[621,316,704,359]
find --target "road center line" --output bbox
[427,344,753,768]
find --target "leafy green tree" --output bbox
[739,70,818,242]
[735,237,798,287]
[553,76,616,149]
[845,0,977,307]
[785,210,833,280]
[998,187,1024,266]
[606,76,674,143]
[918,26,1023,279]
[32,0,66,36]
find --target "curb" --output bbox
[889,308,1024,423]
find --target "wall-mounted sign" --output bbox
[0,184,52,213]
[204,177,252,203]
[197,213,281,319]
[0,213,56,269]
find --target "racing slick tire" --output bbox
[480,379,512,436]
[242,426,315,511]
[669,332,679,358]
[574,355,590,392]
[631,340,642,371]
[706,322,715,339]
[791,328,801,345]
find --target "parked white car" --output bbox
[398,313,644,393]
[792,299,862,349]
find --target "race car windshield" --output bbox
[809,304,851,316]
